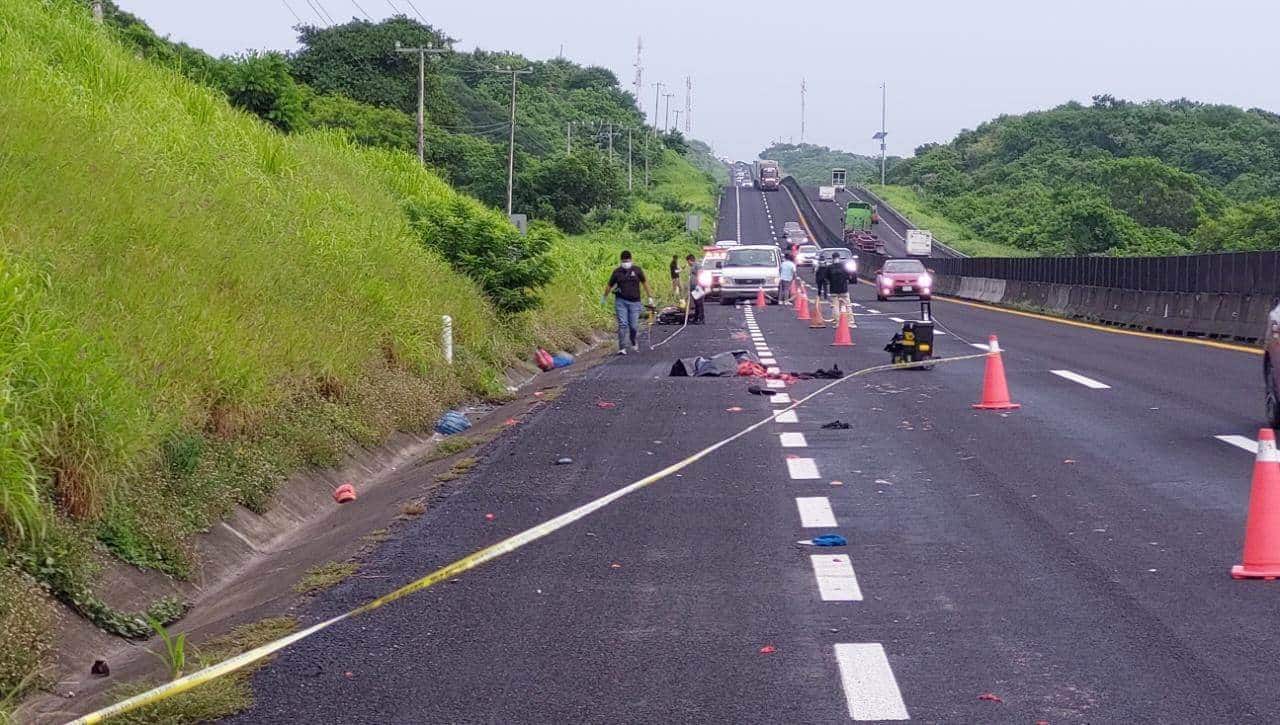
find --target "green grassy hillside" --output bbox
[0,0,707,703]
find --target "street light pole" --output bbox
[651,81,664,136]
[880,82,887,186]
[395,41,447,165]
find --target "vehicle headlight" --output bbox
[843,261,857,274]
[918,273,933,287]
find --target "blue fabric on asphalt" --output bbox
[614,297,642,349]
[811,534,847,547]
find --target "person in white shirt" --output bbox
[779,254,797,303]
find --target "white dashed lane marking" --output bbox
[774,410,798,423]
[771,393,791,404]
[761,357,778,366]
[767,366,781,375]
[811,554,861,599]
[834,643,910,721]
[796,497,837,528]
[1050,370,1111,389]
[766,379,786,389]
[779,432,807,448]
[1217,435,1259,454]
[786,457,820,479]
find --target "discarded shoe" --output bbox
[435,410,471,435]
[821,420,851,430]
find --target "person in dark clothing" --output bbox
[815,256,831,299]
[685,254,705,324]
[602,250,654,354]
[826,256,852,317]
[669,256,681,296]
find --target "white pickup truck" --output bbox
[818,186,836,202]
[906,229,933,256]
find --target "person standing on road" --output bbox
[669,255,681,296]
[779,253,797,303]
[815,255,831,300]
[602,250,654,355]
[826,254,852,318]
[685,253,705,324]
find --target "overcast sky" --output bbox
[120,0,1280,162]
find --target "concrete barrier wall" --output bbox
[937,273,1275,344]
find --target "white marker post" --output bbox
[442,315,453,364]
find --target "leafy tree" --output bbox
[221,52,308,132]
[761,142,888,186]
[308,93,415,150]
[518,152,626,233]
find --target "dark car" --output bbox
[875,258,933,301]
[818,248,857,276]
[1267,302,1280,426]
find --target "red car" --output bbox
[875,258,933,301]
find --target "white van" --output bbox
[717,245,782,305]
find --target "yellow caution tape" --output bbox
[68,351,990,724]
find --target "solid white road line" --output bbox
[786,457,819,479]
[810,553,860,598]
[1216,435,1259,454]
[774,410,798,423]
[1050,369,1111,389]
[779,432,808,448]
[834,643,910,721]
[766,379,786,389]
[771,392,791,404]
[797,497,838,528]
[889,317,906,323]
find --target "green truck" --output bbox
[844,201,874,232]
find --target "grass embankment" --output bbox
[868,185,1033,257]
[0,0,706,708]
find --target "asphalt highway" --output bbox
[230,184,1278,723]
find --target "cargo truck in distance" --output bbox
[754,160,780,191]
[831,168,846,190]
[906,229,933,256]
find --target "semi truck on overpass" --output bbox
[753,160,780,191]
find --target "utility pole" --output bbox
[800,77,806,143]
[395,41,447,165]
[664,92,675,132]
[684,76,692,134]
[566,122,572,154]
[880,82,887,185]
[632,37,644,106]
[627,127,634,191]
[92,0,103,22]
[644,133,651,187]
[607,122,614,161]
[489,67,532,216]
[651,81,664,136]
[673,110,682,133]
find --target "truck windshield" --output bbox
[761,169,779,178]
[726,250,777,267]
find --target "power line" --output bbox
[402,0,430,24]
[385,0,401,15]
[312,0,338,23]
[280,0,304,24]
[302,0,332,24]
[349,0,372,20]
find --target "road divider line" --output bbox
[810,553,860,598]
[797,498,838,528]
[970,342,991,351]
[761,357,778,366]
[771,392,792,404]
[70,351,990,723]
[767,366,781,375]
[779,432,808,448]
[766,379,786,389]
[775,410,799,423]
[787,457,820,479]
[834,643,910,721]
[1217,435,1260,454]
[1050,369,1111,389]
[889,317,906,323]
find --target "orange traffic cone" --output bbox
[1232,428,1280,579]
[831,311,854,346]
[796,288,811,321]
[972,335,1020,410]
[756,287,767,308]
[792,286,805,314]
[808,296,826,328]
